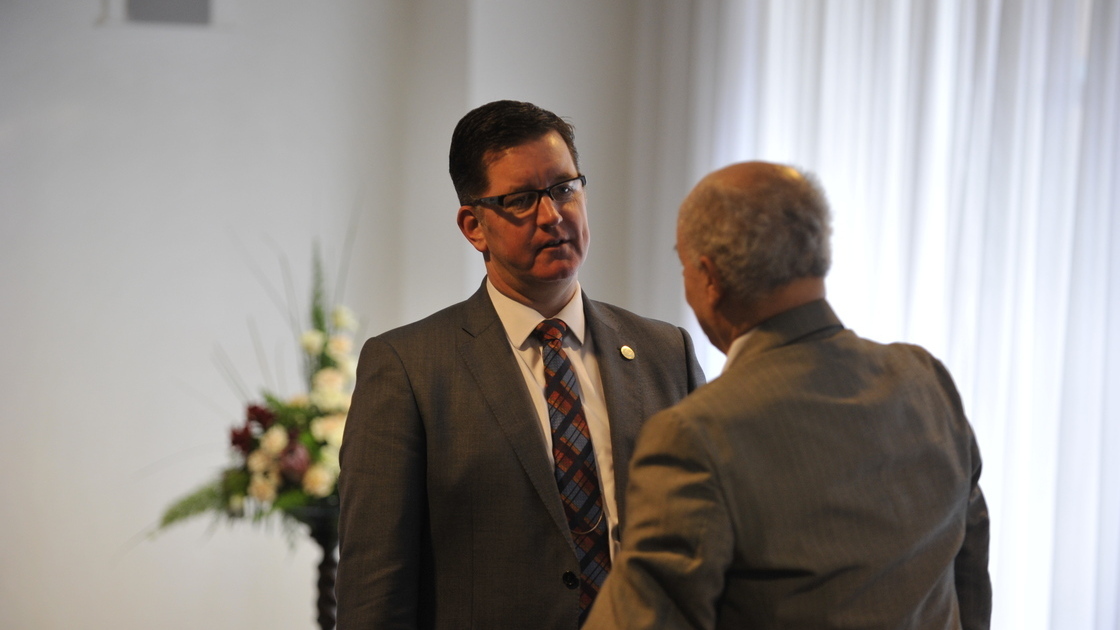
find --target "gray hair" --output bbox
[678,165,832,306]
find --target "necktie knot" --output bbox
[534,318,568,346]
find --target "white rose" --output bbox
[300,330,326,356]
[302,464,335,498]
[312,367,346,394]
[246,449,275,473]
[259,425,289,456]
[326,335,353,362]
[227,494,245,516]
[309,389,350,413]
[335,356,357,381]
[311,414,346,447]
[319,445,341,476]
[331,306,358,332]
[248,471,279,502]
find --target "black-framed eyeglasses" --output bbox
[469,175,587,216]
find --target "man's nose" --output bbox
[536,195,563,226]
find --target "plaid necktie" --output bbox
[533,318,611,624]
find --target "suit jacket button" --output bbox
[562,571,579,589]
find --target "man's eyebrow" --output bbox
[499,174,581,195]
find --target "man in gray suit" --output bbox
[336,100,705,629]
[585,161,991,629]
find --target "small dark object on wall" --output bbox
[127,0,210,25]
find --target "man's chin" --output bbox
[532,261,581,284]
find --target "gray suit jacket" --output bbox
[586,299,991,630]
[337,281,705,629]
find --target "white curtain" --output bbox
[630,1,1120,628]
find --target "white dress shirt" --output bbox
[722,328,756,374]
[486,279,619,558]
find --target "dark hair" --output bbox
[449,100,579,205]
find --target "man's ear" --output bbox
[457,205,488,254]
[698,255,724,308]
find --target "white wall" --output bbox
[0,1,643,628]
[466,0,641,305]
[390,0,644,321]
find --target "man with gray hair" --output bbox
[585,161,991,629]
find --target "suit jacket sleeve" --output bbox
[933,357,991,630]
[956,434,991,630]
[585,408,733,630]
[337,336,426,629]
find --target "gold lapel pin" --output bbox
[620,345,635,360]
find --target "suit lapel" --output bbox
[585,298,644,529]
[455,283,571,541]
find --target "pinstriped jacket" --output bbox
[587,299,991,630]
[337,280,705,629]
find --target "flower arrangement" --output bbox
[159,254,358,532]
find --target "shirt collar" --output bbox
[722,328,756,374]
[486,278,586,350]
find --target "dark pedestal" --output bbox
[289,505,339,630]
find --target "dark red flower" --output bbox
[230,424,254,455]
[279,442,311,483]
[246,404,275,429]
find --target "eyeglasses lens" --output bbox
[494,177,584,215]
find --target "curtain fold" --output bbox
[630,1,1120,628]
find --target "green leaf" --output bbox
[311,244,327,334]
[300,430,321,456]
[159,480,224,530]
[272,488,311,511]
[262,392,313,429]
[222,468,250,497]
